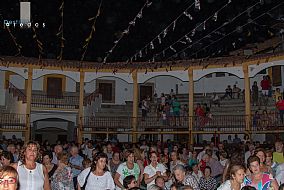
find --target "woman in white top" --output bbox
[144,151,167,189]
[77,152,115,190]
[217,164,245,190]
[12,141,50,190]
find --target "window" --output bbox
[215,72,226,77]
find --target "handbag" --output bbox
[81,169,92,190]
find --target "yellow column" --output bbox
[132,70,138,143]
[188,68,194,145]
[78,71,85,144]
[25,68,33,141]
[243,64,251,132]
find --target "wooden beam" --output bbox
[25,67,33,141]
[243,64,251,133]
[78,71,85,144]
[132,70,138,143]
[188,68,194,145]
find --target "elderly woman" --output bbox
[78,152,115,190]
[0,166,18,190]
[172,164,200,190]
[244,156,278,190]
[12,141,50,190]
[1,151,14,167]
[218,164,245,190]
[51,152,74,190]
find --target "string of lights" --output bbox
[57,0,65,61]
[103,0,153,64]
[127,1,196,63]
[165,0,264,61]
[185,2,284,60]
[81,0,103,62]
[146,0,233,63]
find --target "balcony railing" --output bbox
[31,94,79,109]
[82,113,284,133]
[0,113,26,131]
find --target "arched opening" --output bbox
[33,118,76,144]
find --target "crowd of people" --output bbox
[0,136,283,190]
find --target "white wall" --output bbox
[10,75,25,89]
[0,71,6,105]
[37,120,68,130]
[66,77,76,92]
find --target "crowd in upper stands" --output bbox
[0,134,283,190]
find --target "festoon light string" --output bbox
[165,0,264,61]
[103,0,153,64]
[81,0,103,62]
[32,27,44,60]
[128,1,196,63]
[57,0,65,61]
[149,0,232,63]
[185,1,284,60]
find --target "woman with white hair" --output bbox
[172,164,199,190]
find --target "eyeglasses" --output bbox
[0,177,17,185]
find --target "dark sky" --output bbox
[0,0,283,63]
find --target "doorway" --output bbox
[139,83,154,101]
[96,80,115,103]
[47,77,62,97]
[272,66,282,86]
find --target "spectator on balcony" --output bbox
[172,96,181,126]
[276,96,284,124]
[181,104,189,118]
[274,88,282,102]
[195,104,205,128]
[164,102,172,125]
[210,93,221,108]
[160,93,166,107]
[261,76,271,97]
[261,110,270,129]
[170,89,175,97]
[221,85,233,100]
[273,140,284,164]
[141,97,149,121]
[232,85,241,99]
[251,81,259,106]
[253,111,261,130]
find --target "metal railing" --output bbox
[0,113,27,131]
[31,94,79,109]
[83,89,100,106]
